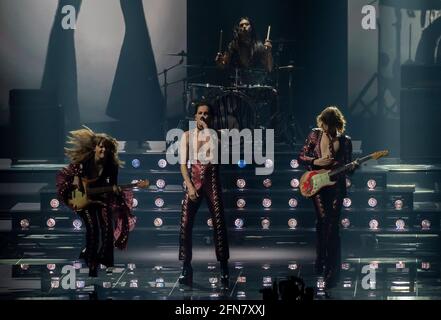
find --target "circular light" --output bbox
[103,282,112,288]
[234,218,244,229]
[209,277,218,285]
[131,159,141,168]
[76,280,85,289]
[341,263,351,270]
[288,218,298,229]
[262,198,272,208]
[395,219,405,230]
[290,159,299,169]
[367,179,377,190]
[288,264,298,270]
[132,198,138,208]
[265,159,273,168]
[72,219,82,230]
[46,218,56,228]
[20,219,30,229]
[158,159,167,168]
[368,197,378,208]
[128,264,136,271]
[154,198,164,208]
[156,179,166,189]
[261,218,270,229]
[370,262,379,269]
[236,198,246,208]
[47,264,56,271]
[394,199,404,210]
[207,218,213,227]
[263,178,272,188]
[236,179,246,189]
[290,178,300,188]
[346,178,352,188]
[396,261,405,269]
[288,198,298,208]
[343,198,352,208]
[51,280,60,289]
[237,160,247,168]
[421,262,431,270]
[341,218,351,228]
[129,279,138,288]
[421,219,431,230]
[153,218,163,227]
[50,199,59,209]
[262,264,271,270]
[369,219,379,230]
[20,264,30,270]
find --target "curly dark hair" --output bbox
[316,106,347,135]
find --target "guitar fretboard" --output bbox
[329,154,372,178]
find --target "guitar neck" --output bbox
[329,154,372,178]
[87,183,135,195]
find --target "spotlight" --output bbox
[20,219,30,229]
[73,262,82,269]
[262,198,272,208]
[158,159,167,168]
[209,277,218,285]
[341,263,351,270]
[128,264,136,271]
[47,264,56,271]
[236,198,246,208]
[343,198,352,208]
[132,198,138,208]
[394,199,404,210]
[237,291,246,298]
[290,159,299,169]
[103,282,112,288]
[153,218,163,227]
[155,278,165,288]
[237,160,247,168]
[341,218,350,228]
[263,276,272,286]
[395,219,405,230]
[264,159,273,168]
[234,218,244,229]
[288,264,298,270]
[236,179,246,189]
[156,179,166,189]
[369,262,379,269]
[369,219,379,230]
[51,279,60,289]
[207,218,213,227]
[72,219,82,230]
[76,280,85,289]
[130,279,138,288]
[154,198,164,208]
[46,218,56,228]
[263,178,272,188]
[261,218,270,229]
[50,199,59,209]
[368,197,377,208]
[421,219,431,230]
[131,159,141,168]
[421,262,430,270]
[288,198,298,208]
[317,278,326,289]
[262,264,271,270]
[237,276,247,283]
[20,264,30,270]
[396,261,405,269]
[367,179,377,190]
[290,178,300,188]
[346,178,352,188]
[288,218,298,229]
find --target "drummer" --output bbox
[215,17,273,76]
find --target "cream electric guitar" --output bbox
[68,178,149,210]
[299,150,389,198]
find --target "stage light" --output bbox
[153,265,162,271]
[20,219,30,229]
[47,264,56,271]
[132,198,138,208]
[237,276,247,283]
[288,264,298,270]
[236,198,246,208]
[263,276,272,286]
[46,218,56,228]
[343,280,352,288]
[261,218,270,229]
[103,282,112,288]
[396,261,405,269]
[20,264,29,270]
[50,199,59,209]
[158,159,167,168]
[237,291,246,298]
[367,179,377,190]
[234,218,244,229]
[346,178,352,188]
[155,278,165,288]
[290,159,299,169]
[290,178,300,188]
[395,219,405,230]
[264,159,273,168]
[237,160,247,168]
[394,199,404,210]
[76,280,85,289]
[317,278,325,289]
[51,279,60,289]
[341,218,350,228]
[368,197,378,208]
[288,218,298,229]
[288,198,298,208]
[262,198,272,208]
[73,262,82,269]
[154,198,164,208]
[209,277,218,285]
[131,159,140,168]
[370,262,379,269]
[156,179,166,189]
[153,218,163,227]
[341,263,351,270]
[421,262,431,270]
[343,198,352,208]
[128,264,136,271]
[236,178,246,189]
[207,218,213,227]
[369,219,379,230]
[262,264,271,270]
[207,265,216,270]
[130,279,138,288]
[72,219,82,230]
[421,219,431,230]
[263,178,272,188]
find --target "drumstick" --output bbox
[266,25,271,42]
[218,29,223,53]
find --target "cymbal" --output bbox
[277,65,304,71]
[381,0,441,9]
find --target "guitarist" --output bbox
[298,106,357,290]
[56,127,135,277]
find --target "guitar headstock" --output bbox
[135,179,150,189]
[372,150,389,160]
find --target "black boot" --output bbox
[220,260,229,289]
[178,261,193,286]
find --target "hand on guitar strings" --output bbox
[313,155,334,167]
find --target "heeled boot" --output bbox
[178,261,193,286]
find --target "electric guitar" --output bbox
[299,150,389,198]
[68,178,149,210]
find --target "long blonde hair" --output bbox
[64,126,123,167]
[316,106,347,135]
